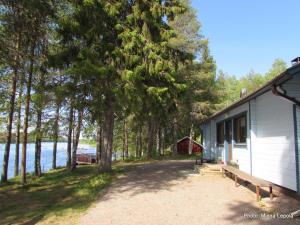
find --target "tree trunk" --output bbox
[122,144,124,160]
[14,72,24,177]
[135,134,139,157]
[136,125,142,158]
[1,35,20,183]
[156,125,162,156]
[172,116,178,156]
[34,108,42,177]
[147,118,155,159]
[71,109,83,171]
[96,124,102,163]
[52,101,60,169]
[123,118,128,159]
[161,128,165,156]
[138,125,143,157]
[99,97,115,173]
[34,69,46,177]
[21,41,35,185]
[188,124,194,155]
[135,125,141,158]
[66,100,74,169]
[72,109,76,146]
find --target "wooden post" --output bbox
[269,186,273,200]
[235,175,238,187]
[256,186,260,202]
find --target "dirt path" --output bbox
[78,160,300,225]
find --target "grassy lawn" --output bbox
[0,165,124,225]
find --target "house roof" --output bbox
[292,57,300,65]
[201,62,300,124]
[177,136,203,147]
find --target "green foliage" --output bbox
[120,0,185,111]
[168,0,201,56]
[265,58,287,80]
[0,65,9,117]
[216,71,240,106]
[218,59,288,107]
[0,132,66,143]
[170,5,220,137]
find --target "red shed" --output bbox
[177,137,203,155]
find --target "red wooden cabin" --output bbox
[177,137,203,155]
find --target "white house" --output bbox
[200,58,300,194]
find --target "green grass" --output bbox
[0,165,121,225]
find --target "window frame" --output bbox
[233,113,247,145]
[216,121,225,146]
[225,119,233,143]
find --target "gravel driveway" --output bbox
[78,160,300,225]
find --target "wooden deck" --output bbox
[222,165,273,201]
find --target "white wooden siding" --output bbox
[296,106,300,191]
[251,91,296,191]
[249,99,257,175]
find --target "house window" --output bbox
[225,120,232,143]
[234,114,247,144]
[217,122,224,145]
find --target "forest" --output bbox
[0,0,287,185]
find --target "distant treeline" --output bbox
[0,133,67,144]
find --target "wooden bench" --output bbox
[222,165,273,201]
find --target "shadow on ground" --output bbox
[101,160,196,200]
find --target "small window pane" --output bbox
[217,122,224,145]
[225,120,232,143]
[234,114,247,144]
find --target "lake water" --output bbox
[0,142,96,179]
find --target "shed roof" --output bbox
[201,63,300,124]
[177,136,203,147]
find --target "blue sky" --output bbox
[191,0,300,77]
